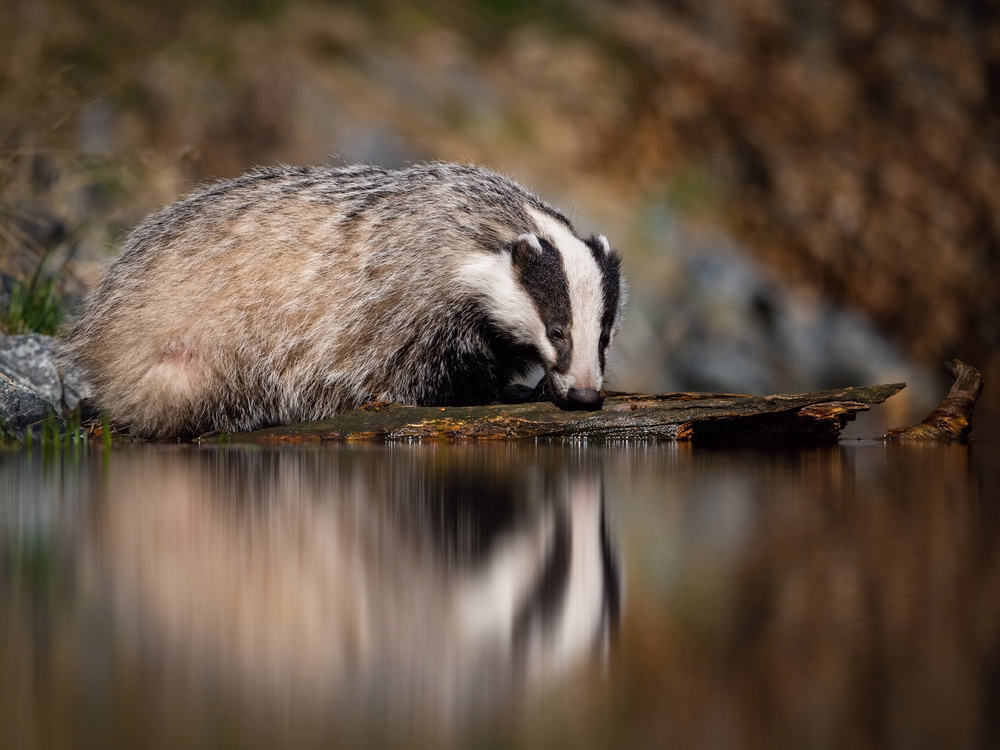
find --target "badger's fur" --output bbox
[63,163,625,438]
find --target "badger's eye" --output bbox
[548,327,566,342]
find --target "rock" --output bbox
[0,333,92,414]
[615,208,940,412]
[0,371,53,440]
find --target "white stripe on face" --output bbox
[455,249,559,363]
[528,208,606,394]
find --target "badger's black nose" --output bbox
[564,387,604,411]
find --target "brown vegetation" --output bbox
[599,0,1000,382]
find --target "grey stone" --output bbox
[0,333,92,414]
[0,371,52,439]
[614,202,940,410]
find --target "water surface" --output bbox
[2,438,997,749]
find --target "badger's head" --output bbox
[461,207,625,411]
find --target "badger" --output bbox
[63,163,625,439]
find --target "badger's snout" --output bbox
[563,387,603,411]
[535,377,605,411]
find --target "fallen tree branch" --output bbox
[215,382,905,444]
[886,360,983,443]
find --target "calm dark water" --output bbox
[1,437,998,750]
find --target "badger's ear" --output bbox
[510,233,543,268]
[587,234,611,256]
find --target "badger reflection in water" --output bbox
[85,446,620,724]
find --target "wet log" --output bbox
[886,360,983,443]
[215,382,905,445]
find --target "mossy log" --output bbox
[214,383,906,445]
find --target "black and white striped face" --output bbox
[462,208,624,410]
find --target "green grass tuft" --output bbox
[1,253,64,335]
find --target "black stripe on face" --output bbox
[511,235,572,374]
[584,236,623,371]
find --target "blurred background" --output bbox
[2,0,998,428]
